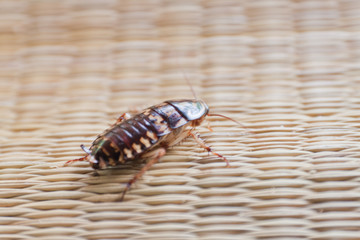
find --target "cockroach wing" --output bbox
[152,103,188,130]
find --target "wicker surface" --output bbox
[1,0,360,239]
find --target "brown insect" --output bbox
[65,99,240,201]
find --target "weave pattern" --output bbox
[1,0,360,239]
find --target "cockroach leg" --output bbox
[188,131,230,167]
[119,147,166,201]
[206,120,213,132]
[64,145,91,167]
[116,113,131,124]
[108,113,131,128]
[63,156,87,167]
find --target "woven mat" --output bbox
[1,0,360,239]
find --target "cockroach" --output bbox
[65,96,241,201]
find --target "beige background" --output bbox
[1,0,360,239]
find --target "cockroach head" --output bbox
[191,99,209,126]
[166,99,209,127]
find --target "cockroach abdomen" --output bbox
[144,109,172,137]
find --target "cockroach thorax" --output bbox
[166,99,209,123]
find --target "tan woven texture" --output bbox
[1,0,360,239]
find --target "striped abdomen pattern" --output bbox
[89,101,199,169]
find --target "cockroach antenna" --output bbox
[207,113,248,130]
[207,113,241,125]
[181,70,249,131]
[181,69,198,100]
